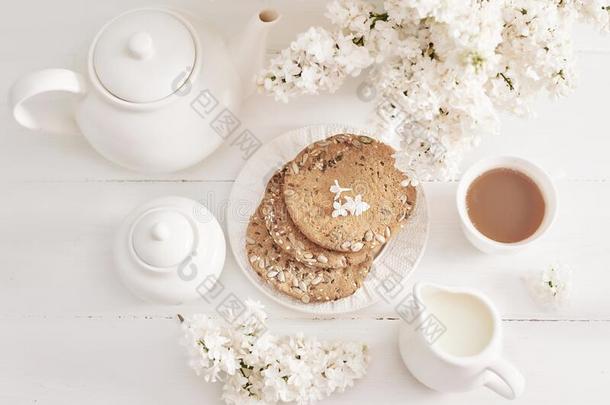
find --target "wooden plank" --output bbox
[0,0,608,57]
[0,317,608,404]
[2,50,610,182]
[0,180,607,320]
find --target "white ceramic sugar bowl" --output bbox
[114,196,225,304]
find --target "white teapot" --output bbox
[9,7,279,173]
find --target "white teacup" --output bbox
[456,156,557,254]
[398,282,525,399]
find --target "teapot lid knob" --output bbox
[128,32,154,60]
[151,221,170,241]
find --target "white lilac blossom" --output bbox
[332,200,349,217]
[330,180,371,217]
[180,300,369,405]
[343,194,371,216]
[525,264,573,309]
[330,179,352,200]
[258,0,610,180]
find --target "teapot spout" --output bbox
[228,9,280,99]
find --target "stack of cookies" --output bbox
[246,134,417,304]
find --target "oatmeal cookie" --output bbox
[282,134,416,253]
[245,208,373,303]
[260,167,370,269]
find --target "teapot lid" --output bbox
[92,9,196,103]
[132,209,194,268]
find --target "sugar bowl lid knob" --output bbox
[132,209,194,269]
[127,32,155,60]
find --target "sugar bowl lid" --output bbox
[114,196,225,304]
[92,9,196,103]
[132,209,194,268]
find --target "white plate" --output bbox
[226,124,429,314]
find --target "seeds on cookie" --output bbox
[351,242,364,252]
[291,161,299,174]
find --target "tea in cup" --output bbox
[457,156,557,254]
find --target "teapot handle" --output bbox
[9,69,87,135]
[484,357,525,399]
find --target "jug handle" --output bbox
[484,357,525,400]
[9,69,86,135]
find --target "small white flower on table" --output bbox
[525,264,573,309]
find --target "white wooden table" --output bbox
[1,1,609,404]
